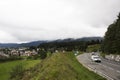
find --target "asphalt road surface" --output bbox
[77,53,120,80]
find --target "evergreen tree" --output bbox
[102,13,120,54]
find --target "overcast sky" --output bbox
[0,0,120,43]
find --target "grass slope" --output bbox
[0,60,40,80]
[87,44,101,52]
[18,52,106,80]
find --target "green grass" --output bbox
[87,44,101,52]
[18,52,106,80]
[100,53,106,58]
[0,60,40,80]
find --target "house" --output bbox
[0,51,9,58]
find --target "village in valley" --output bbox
[0,47,39,58]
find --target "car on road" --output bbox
[91,52,95,55]
[91,55,101,62]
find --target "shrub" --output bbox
[0,56,23,62]
[9,64,24,79]
[38,50,47,59]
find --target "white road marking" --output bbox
[87,65,114,80]
[108,67,114,70]
[100,63,120,74]
[104,61,120,68]
[117,70,120,73]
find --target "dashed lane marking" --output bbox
[117,70,120,73]
[100,64,120,74]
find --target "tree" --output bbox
[102,13,120,54]
[38,50,47,59]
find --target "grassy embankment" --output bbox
[0,60,40,80]
[86,44,101,52]
[15,52,106,80]
[86,44,106,58]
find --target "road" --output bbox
[77,53,120,80]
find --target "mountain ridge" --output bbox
[0,37,103,48]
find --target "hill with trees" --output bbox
[38,37,102,52]
[0,37,102,48]
[10,52,106,80]
[102,13,120,54]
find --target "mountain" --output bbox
[0,37,103,48]
[0,41,47,48]
[20,41,47,47]
[76,37,103,41]
[53,37,103,42]
[0,43,19,48]
[53,38,75,42]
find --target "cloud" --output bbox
[0,0,119,43]
[0,30,19,43]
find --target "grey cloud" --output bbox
[0,0,119,43]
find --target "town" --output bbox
[0,47,39,58]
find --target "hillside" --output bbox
[102,13,120,54]
[12,52,106,80]
[0,60,40,80]
[0,41,46,48]
[0,37,103,48]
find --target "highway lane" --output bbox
[101,58,120,72]
[77,53,120,80]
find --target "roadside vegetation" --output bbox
[102,13,120,54]
[86,44,101,52]
[11,52,106,80]
[0,56,24,62]
[0,60,40,80]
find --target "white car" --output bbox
[91,55,101,62]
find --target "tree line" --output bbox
[37,39,102,52]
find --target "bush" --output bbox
[38,50,47,59]
[86,44,100,52]
[27,56,33,60]
[0,56,23,62]
[9,64,24,79]
[27,55,41,60]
